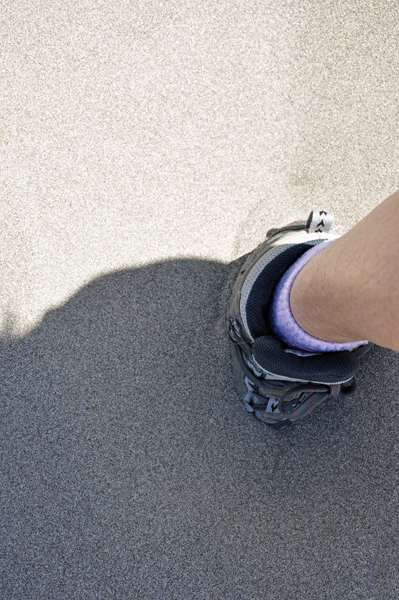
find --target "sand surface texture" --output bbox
[1,1,399,598]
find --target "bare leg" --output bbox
[290,190,399,352]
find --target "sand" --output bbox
[1,1,399,597]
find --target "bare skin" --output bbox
[290,189,399,353]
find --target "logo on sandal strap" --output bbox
[308,210,334,233]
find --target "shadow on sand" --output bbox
[1,258,399,599]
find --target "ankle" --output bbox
[268,239,368,352]
[290,244,366,344]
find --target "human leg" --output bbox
[290,190,399,352]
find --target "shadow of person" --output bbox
[1,257,399,599]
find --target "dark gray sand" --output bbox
[1,260,399,599]
[1,1,399,598]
